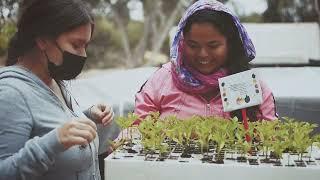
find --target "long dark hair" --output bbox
[183,9,260,121]
[6,0,94,66]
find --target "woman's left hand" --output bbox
[88,103,114,126]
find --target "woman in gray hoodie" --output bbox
[0,0,114,180]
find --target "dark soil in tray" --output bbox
[260,158,276,164]
[273,161,282,166]
[179,160,189,163]
[180,153,192,158]
[269,152,279,159]
[173,148,183,153]
[123,155,134,158]
[294,160,307,167]
[144,156,157,161]
[212,159,224,164]
[285,164,295,167]
[236,156,247,163]
[214,152,225,164]
[248,159,259,165]
[168,155,179,160]
[306,160,317,165]
[156,157,166,161]
[127,149,138,153]
[201,155,213,162]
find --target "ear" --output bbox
[35,37,48,51]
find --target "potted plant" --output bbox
[115,112,138,145]
[269,121,289,166]
[180,117,197,158]
[235,122,254,163]
[210,117,229,164]
[281,117,317,166]
[224,117,239,160]
[255,120,280,163]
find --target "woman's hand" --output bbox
[57,118,97,149]
[88,103,114,126]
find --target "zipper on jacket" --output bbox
[198,95,212,116]
[206,103,210,116]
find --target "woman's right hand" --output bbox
[57,118,97,149]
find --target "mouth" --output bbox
[199,60,210,65]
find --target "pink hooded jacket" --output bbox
[134,0,276,121]
[134,62,277,120]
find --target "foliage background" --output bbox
[0,0,319,69]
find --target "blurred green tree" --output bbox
[2,0,319,68]
[263,0,320,22]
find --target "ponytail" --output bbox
[6,33,20,66]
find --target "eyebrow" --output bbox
[187,40,220,44]
[74,38,90,44]
[186,40,198,44]
[71,38,91,47]
[207,41,221,45]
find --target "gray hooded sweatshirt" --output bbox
[0,66,101,180]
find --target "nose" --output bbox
[81,49,87,57]
[199,47,209,58]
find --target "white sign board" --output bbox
[218,70,263,112]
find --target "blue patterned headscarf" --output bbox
[170,0,256,94]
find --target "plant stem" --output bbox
[309,145,313,162]
[265,147,269,161]
[121,130,124,140]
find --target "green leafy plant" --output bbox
[112,112,139,151]
[180,117,197,157]
[195,117,214,156]
[111,112,320,165]
[270,121,289,162]
[210,117,229,163]
[235,121,254,160]
[138,115,156,153]
[165,117,184,146]
[224,117,239,160]
[312,134,320,148]
[255,120,280,161]
[138,115,168,157]
[281,117,318,165]
[115,112,138,138]
[292,122,317,161]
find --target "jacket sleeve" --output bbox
[134,69,166,119]
[0,85,65,180]
[257,81,278,121]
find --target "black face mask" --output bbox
[45,43,86,80]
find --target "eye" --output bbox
[208,45,219,49]
[187,42,200,49]
[208,43,220,49]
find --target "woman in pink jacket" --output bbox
[135,0,277,122]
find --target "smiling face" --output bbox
[183,22,228,75]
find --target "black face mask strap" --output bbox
[44,49,57,79]
[43,40,63,64]
[54,41,64,54]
